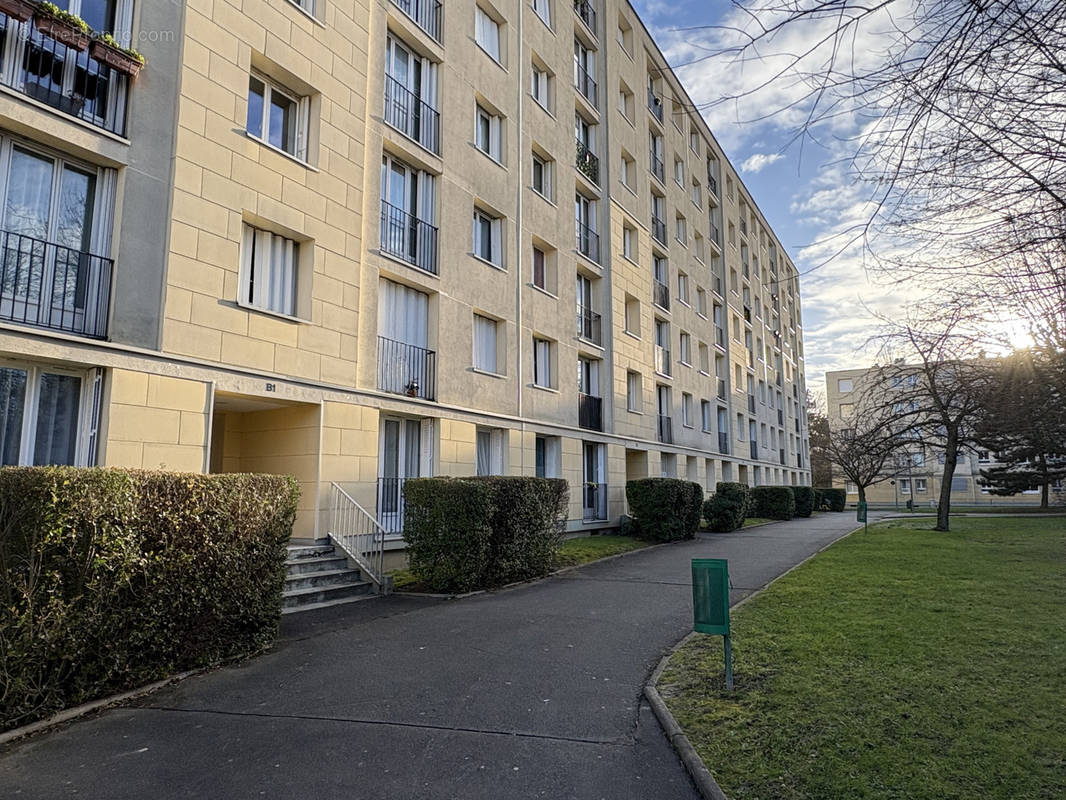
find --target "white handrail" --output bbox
[328,482,386,588]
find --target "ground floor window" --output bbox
[535,435,560,478]
[0,362,96,466]
[476,426,506,476]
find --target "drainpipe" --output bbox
[515,4,525,472]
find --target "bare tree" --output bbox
[806,390,833,486]
[823,411,904,506]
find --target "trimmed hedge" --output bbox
[793,486,815,518]
[750,486,796,520]
[403,476,568,593]
[819,487,847,512]
[704,482,750,532]
[0,467,299,732]
[625,478,704,542]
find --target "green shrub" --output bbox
[814,487,826,511]
[403,476,568,593]
[704,482,750,532]
[793,486,815,517]
[750,486,796,520]
[625,478,704,542]
[0,467,298,732]
[817,487,847,512]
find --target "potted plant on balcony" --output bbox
[34,2,91,51]
[89,32,145,77]
[404,379,420,398]
[0,0,37,23]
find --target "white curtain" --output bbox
[533,338,551,387]
[0,367,27,466]
[378,278,428,346]
[33,372,81,466]
[473,314,496,371]
[475,7,500,60]
[243,225,296,316]
[476,429,491,475]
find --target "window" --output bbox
[839,403,854,417]
[618,85,634,121]
[531,64,550,109]
[533,337,553,388]
[682,393,693,428]
[473,208,503,266]
[380,154,437,273]
[692,179,702,207]
[240,224,299,317]
[617,15,633,54]
[675,214,687,245]
[699,342,710,374]
[701,400,712,432]
[289,0,316,14]
[624,295,640,337]
[535,435,560,478]
[900,479,911,494]
[476,427,505,475]
[679,331,692,365]
[620,152,634,188]
[622,225,635,260]
[0,364,92,467]
[531,152,552,198]
[475,6,501,62]
[532,0,551,27]
[532,246,547,291]
[627,371,642,412]
[247,74,309,161]
[677,271,690,305]
[476,105,502,160]
[690,131,700,154]
[846,481,857,494]
[837,378,853,393]
[473,314,499,372]
[977,450,990,463]
[674,156,684,185]
[915,478,927,493]
[696,287,708,317]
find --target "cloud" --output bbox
[740,152,784,173]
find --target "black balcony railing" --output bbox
[651,215,667,244]
[377,336,436,401]
[653,278,670,310]
[390,0,442,41]
[0,228,112,339]
[3,14,129,135]
[750,442,759,460]
[574,63,597,106]
[583,481,608,521]
[578,306,602,345]
[576,139,599,183]
[650,150,664,182]
[576,220,600,262]
[655,345,671,376]
[648,89,663,122]
[574,0,597,33]
[657,414,673,444]
[718,432,729,454]
[380,200,438,274]
[578,392,603,431]
[708,174,718,197]
[717,378,727,400]
[384,74,440,154]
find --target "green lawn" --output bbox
[658,517,1066,800]
[743,517,775,528]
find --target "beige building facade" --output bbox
[0,0,810,572]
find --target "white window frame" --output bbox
[476,105,503,161]
[531,152,552,199]
[531,65,550,110]
[473,208,503,267]
[247,72,310,162]
[626,371,642,412]
[475,6,502,62]
[622,226,635,260]
[532,0,551,27]
[533,336,553,388]
[701,400,712,433]
[473,314,500,373]
[0,361,95,467]
[682,392,693,428]
[239,223,300,318]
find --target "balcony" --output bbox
[657,414,673,444]
[1,13,129,135]
[582,481,608,521]
[377,336,437,401]
[574,63,597,107]
[576,220,600,263]
[650,150,665,183]
[384,75,440,155]
[576,139,599,184]
[718,432,729,454]
[574,0,597,33]
[648,88,663,122]
[0,228,112,339]
[380,200,439,274]
[654,345,671,376]
[578,392,603,431]
[653,279,670,310]
[750,442,759,460]
[716,379,726,400]
[651,215,667,244]
[390,0,442,41]
[577,306,602,345]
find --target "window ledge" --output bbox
[285,0,326,27]
[530,284,559,299]
[472,367,507,379]
[627,408,643,415]
[473,254,506,271]
[530,383,559,394]
[623,330,641,341]
[245,132,319,172]
[234,299,309,324]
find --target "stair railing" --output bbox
[328,482,386,590]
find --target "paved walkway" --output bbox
[0,512,878,799]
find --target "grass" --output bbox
[743,517,775,528]
[658,517,1066,800]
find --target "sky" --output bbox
[629,0,910,396]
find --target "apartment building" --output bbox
[0,0,810,576]
[826,368,1055,506]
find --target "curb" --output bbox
[643,521,867,800]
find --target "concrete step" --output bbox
[281,593,382,615]
[284,568,367,592]
[287,543,337,560]
[282,580,374,609]
[284,554,351,576]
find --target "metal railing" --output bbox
[574,63,597,106]
[380,200,438,274]
[718,432,729,454]
[657,414,673,444]
[708,174,718,197]
[578,392,603,430]
[576,139,599,183]
[328,482,386,589]
[653,278,670,310]
[578,306,602,345]
[648,89,663,121]
[384,74,440,154]
[651,215,667,244]
[4,15,129,135]
[377,336,436,401]
[576,220,600,262]
[574,0,597,33]
[583,482,608,521]
[650,149,664,182]
[390,0,442,41]
[654,345,671,376]
[376,476,409,537]
[0,228,111,339]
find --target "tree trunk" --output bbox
[1039,454,1049,509]
[936,433,958,531]
[858,485,867,505]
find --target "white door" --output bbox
[378,416,423,534]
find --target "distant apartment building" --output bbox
[0,0,810,575]
[826,368,1057,506]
